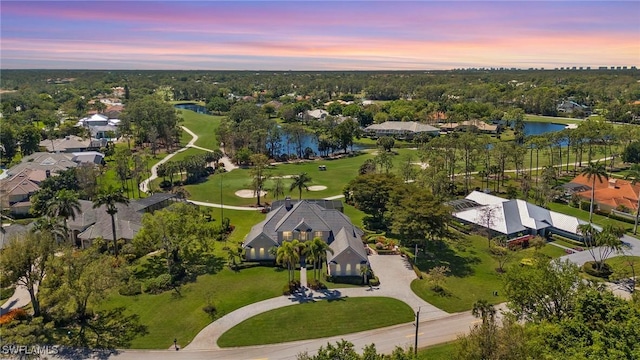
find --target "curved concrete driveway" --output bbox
[561,234,640,266]
[186,254,448,350]
[0,283,32,315]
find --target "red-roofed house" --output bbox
[570,174,640,214]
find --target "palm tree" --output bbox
[276,241,299,283]
[226,246,244,271]
[32,216,67,245]
[46,189,81,243]
[289,172,312,200]
[624,164,640,235]
[93,186,130,257]
[580,161,608,224]
[360,263,371,285]
[271,176,286,201]
[472,299,496,326]
[305,237,333,281]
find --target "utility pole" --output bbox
[414,306,421,356]
[414,244,418,260]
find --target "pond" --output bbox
[274,133,363,157]
[522,121,567,137]
[174,103,209,114]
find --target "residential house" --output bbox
[0,170,43,215]
[438,120,500,134]
[1,152,104,215]
[568,174,640,214]
[557,100,589,115]
[0,223,35,250]
[301,109,329,121]
[71,193,180,248]
[364,121,440,140]
[450,191,593,243]
[76,114,121,140]
[40,135,107,153]
[243,198,368,277]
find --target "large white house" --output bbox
[451,191,594,242]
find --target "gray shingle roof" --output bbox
[244,200,363,251]
[0,223,34,250]
[328,227,368,263]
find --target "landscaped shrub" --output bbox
[375,242,385,250]
[308,279,327,290]
[329,276,364,285]
[0,308,27,325]
[582,261,613,279]
[202,303,217,318]
[144,273,172,294]
[608,212,636,225]
[0,286,15,300]
[118,278,142,296]
[159,180,172,188]
[376,249,397,255]
[580,201,591,211]
[412,264,423,279]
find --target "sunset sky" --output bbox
[1,1,638,70]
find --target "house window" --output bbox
[314,231,323,239]
[299,231,308,241]
[283,231,293,241]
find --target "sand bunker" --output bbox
[235,189,268,198]
[308,185,327,191]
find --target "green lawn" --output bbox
[177,109,223,149]
[410,233,563,313]
[217,297,414,347]
[524,114,582,125]
[540,243,569,258]
[417,341,458,360]
[99,266,289,349]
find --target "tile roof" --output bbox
[365,121,439,133]
[570,175,640,211]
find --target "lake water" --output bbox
[174,103,209,114]
[174,103,569,152]
[522,122,567,137]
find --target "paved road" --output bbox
[97,311,478,360]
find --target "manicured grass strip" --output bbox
[524,114,582,124]
[217,297,414,347]
[417,341,458,360]
[99,266,288,349]
[539,244,569,258]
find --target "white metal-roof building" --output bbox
[452,191,594,242]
